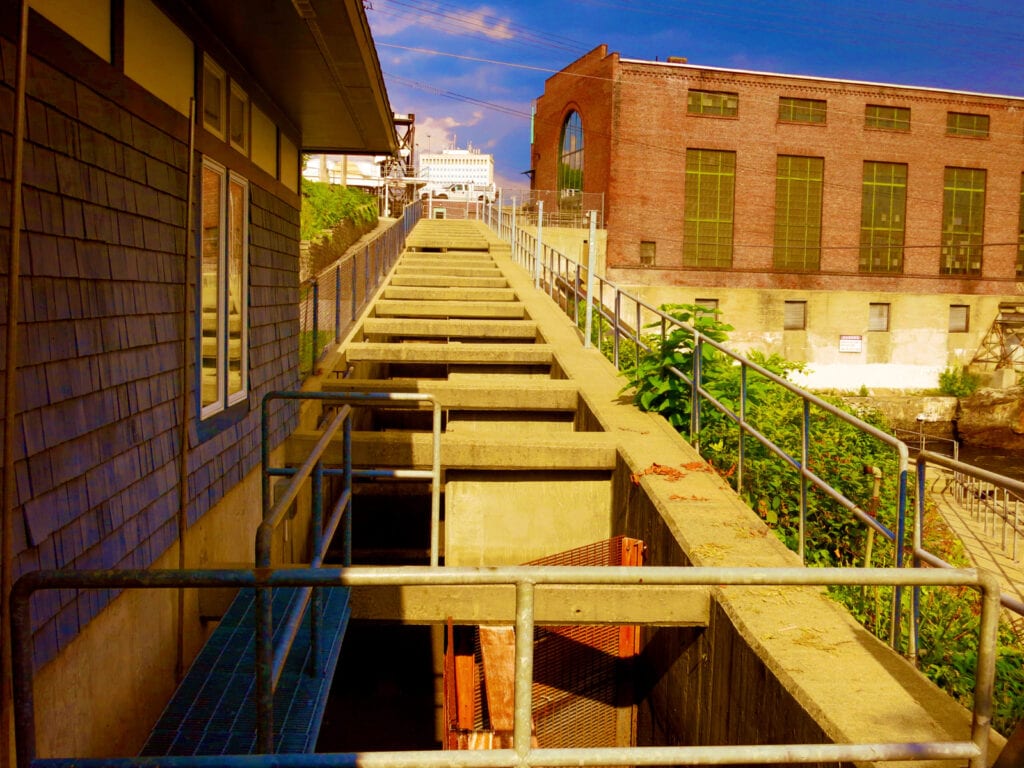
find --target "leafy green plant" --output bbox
[938,366,981,397]
[300,180,378,242]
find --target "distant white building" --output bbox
[419,146,494,187]
[302,154,384,189]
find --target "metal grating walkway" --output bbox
[140,585,350,756]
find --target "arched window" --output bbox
[558,111,584,195]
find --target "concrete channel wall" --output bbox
[309,220,1003,764]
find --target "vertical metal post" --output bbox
[690,332,702,445]
[533,200,543,288]
[738,364,747,492]
[363,245,370,308]
[510,198,517,262]
[513,581,535,759]
[311,279,320,367]
[343,419,353,567]
[2,6,30,756]
[255,575,274,753]
[310,460,323,675]
[573,263,581,329]
[613,289,621,369]
[799,400,810,563]
[430,402,442,567]
[892,463,909,648]
[334,265,341,342]
[970,574,1001,768]
[584,211,597,348]
[350,257,358,321]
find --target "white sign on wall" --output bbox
[838,335,863,353]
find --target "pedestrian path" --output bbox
[930,486,1024,638]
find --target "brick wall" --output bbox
[0,28,300,666]
[534,49,1024,298]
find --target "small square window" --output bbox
[949,304,970,332]
[640,240,656,267]
[784,300,806,330]
[203,55,226,139]
[868,303,890,331]
[695,298,719,315]
[229,83,249,155]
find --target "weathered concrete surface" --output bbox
[957,387,1024,450]
[309,220,1004,763]
[383,286,517,302]
[372,299,525,318]
[343,342,552,364]
[361,317,540,340]
[322,377,579,410]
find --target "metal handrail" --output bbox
[491,210,914,639]
[257,390,442,750]
[11,565,1001,768]
[915,450,1024,621]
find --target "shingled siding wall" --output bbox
[0,32,300,668]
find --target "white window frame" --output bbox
[229,81,250,155]
[199,157,248,419]
[202,55,227,140]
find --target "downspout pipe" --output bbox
[175,98,197,682]
[2,0,30,760]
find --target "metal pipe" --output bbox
[2,3,30,761]
[583,210,596,348]
[175,96,197,684]
[533,200,543,288]
[13,566,997,768]
[430,401,442,566]
[513,582,535,757]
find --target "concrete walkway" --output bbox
[930,486,1024,636]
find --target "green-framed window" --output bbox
[687,90,739,117]
[940,167,986,276]
[1018,174,1024,278]
[779,97,826,124]
[683,149,735,268]
[865,104,910,131]
[774,155,823,270]
[947,112,989,138]
[860,161,907,273]
[558,111,584,195]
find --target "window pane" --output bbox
[203,57,225,138]
[949,305,969,332]
[947,112,989,138]
[639,240,656,266]
[940,167,986,275]
[784,301,806,330]
[229,85,249,154]
[865,104,910,131]
[779,97,826,124]
[227,176,247,404]
[201,164,224,411]
[774,156,823,270]
[868,303,890,331]
[687,90,739,117]
[1018,174,1024,278]
[558,111,584,197]
[683,149,735,267]
[860,162,907,273]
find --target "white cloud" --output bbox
[368,2,515,43]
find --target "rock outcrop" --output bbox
[956,386,1024,450]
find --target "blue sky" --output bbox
[366,0,1024,190]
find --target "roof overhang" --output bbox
[184,0,397,154]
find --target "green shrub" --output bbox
[300,180,377,242]
[938,366,980,397]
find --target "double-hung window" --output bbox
[200,158,249,418]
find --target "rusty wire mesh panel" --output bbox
[445,536,643,751]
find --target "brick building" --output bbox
[1,0,394,756]
[531,45,1024,389]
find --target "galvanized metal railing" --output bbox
[490,209,915,637]
[299,201,422,378]
[11,565,1002,768]
[915,450,1024,624]
[257,390,441,750]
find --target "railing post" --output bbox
[514,581,535,760]
[310,459,323,675]
[334,265,341,343]
[311,278,320,368]
[350,256,357,322]
[363,245,370,309]
[690,331,702,445]
[510,197,517,262]
[534,200,543,288]
[738,364,747,492]
[799,399,810,564]
[584,210,597,348]
[343,418,353,567]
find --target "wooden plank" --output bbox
[479,627,516,732]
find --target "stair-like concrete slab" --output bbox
[372,300,526,319]
[343,342,551,365]
[321,377,579,410]
[360,318,539,340]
